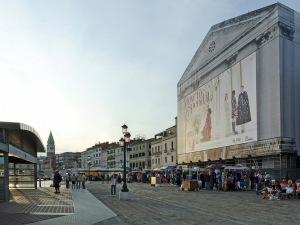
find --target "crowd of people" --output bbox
[59,169,300,201]
[257,172,300,200]
[134,169,300,201]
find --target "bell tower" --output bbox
[47,131,56,171]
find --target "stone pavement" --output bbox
[0,185,115,225]
[0,182,300,225]
[87,182,300,225]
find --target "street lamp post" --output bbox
[87,156,91,182]
[119,124,131,200]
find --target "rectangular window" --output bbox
[155,147,157,152]
[158,158,160,164]
[155,159,157,164]
[143,145,145,149]
[165,143,167,150]
[171,156,174,162]
[165,157,167,163]
[171,141,173,149]
[152,159,154,164]
[158,146,160,151]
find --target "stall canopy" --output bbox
[206,164,224,169]
[192,167,200,171]
[224,165,250,170]
[162,165,176,171]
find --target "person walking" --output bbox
[256,171,263,195]
[111,175,116,196]
[71,174,76,189]
[216,172,222,191]
[82,173,86,189]
[76,173,82,189]
[53,170,62,194]
[264,172,271,187]
[101,173,105,184]
[65,173,70,189]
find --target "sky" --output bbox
[0,0,299,154]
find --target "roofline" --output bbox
[0,121,46,153]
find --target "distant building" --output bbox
[107,143,118,169]
[129,135,153,170]
[151,125,177,170]
[46,131,56,171]
[81,142,110,169]
[55,152,81,170]
[114,144,124,170]
[100,148,107,169]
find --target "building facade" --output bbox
[107,143,117,169]
[129,136,153,170]
[114,144,124,170]
[177,3,300,180]
[55,152,81,170]
[151,125,177,170]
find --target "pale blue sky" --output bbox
[0,0,298,154]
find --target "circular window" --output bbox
[209,41,215,53]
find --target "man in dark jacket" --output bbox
[54,170,62,194]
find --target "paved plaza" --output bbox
[89,182,300,225]
[0,181,299,225]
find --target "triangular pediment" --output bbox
[179,3,278,84]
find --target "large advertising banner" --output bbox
[179,52,257,154]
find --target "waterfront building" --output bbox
[107,143,117,169]
[177,3,300,180]
[0,122,45,201]
[151,125,177,170]
[114,143,124,170]
[129,136,153,170]
[55,152,81,170]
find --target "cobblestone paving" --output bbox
[87,182,300,225]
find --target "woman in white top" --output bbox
[111,175,116,196]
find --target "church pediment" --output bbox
[179,3,278,84]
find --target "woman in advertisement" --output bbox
[236,86,251,133]
[201,106,212,142]
[231,90,238,135]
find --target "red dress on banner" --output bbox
[201,108,212,142]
